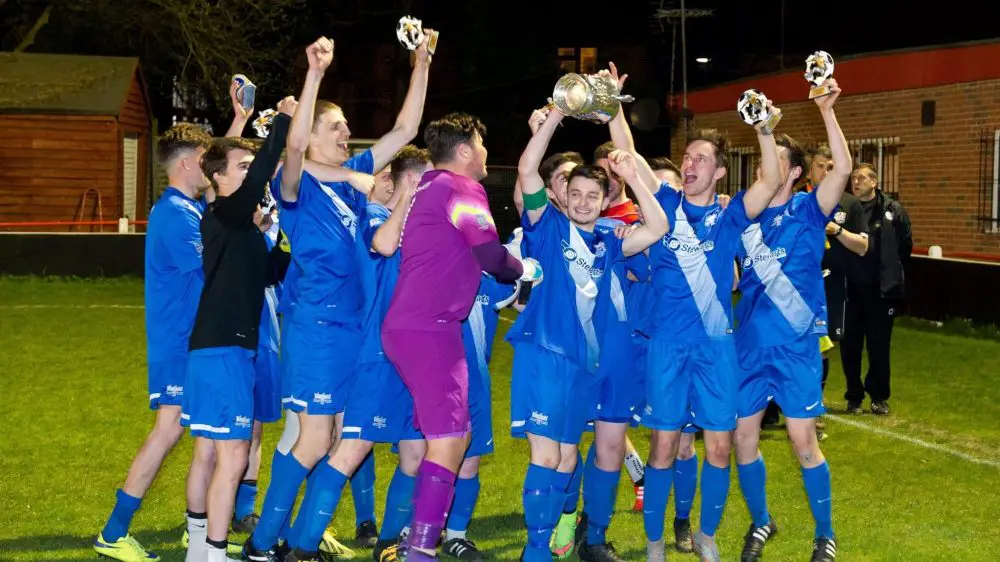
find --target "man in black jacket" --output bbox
[178,42,303,558]
[841,163,912,416]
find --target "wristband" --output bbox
[523,188,548,211]
[834,225,844,236]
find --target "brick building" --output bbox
[667,40,1000,260]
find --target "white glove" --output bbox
[519,257,543,283]
[504,227,524,260]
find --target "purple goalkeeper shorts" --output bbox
[382,325,470,440]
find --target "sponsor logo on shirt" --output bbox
[663,237,715,254]
[742,247,788,270]
[560,240,603,278]
[475,294,491,306]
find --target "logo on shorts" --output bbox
[166,385,183,397]
[530,411,549,426]
[235,416,252,428]
[313,392,332,405]
[373,416,387,429]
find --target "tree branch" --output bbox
[14,4,52,53]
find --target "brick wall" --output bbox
[671,79,1000,258]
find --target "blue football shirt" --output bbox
[145,187,205,363]
[647,183,752,341]
[357,202,400,363]
[506,206,627,374]
[735,190,832,349]
[271,150,374,327]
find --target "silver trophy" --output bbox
[737,89,782,134]
[232,74,256,110]
[396,15,438,54]
[252,108,277,138]
[805,51,835,99]
[548,73,634,124]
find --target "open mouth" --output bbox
[683,172,698,185]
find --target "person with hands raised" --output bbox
[731,78,847,562]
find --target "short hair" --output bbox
[200,137,259,190]
[775,133,807,175]
[854,162,878,178]
[567,165,610,198]
[157,123,211,165]
[686,128,730,169]
[593,141,615,163]
[312,100,344,131]
[389,145,431,186]
[539,151,585,188]
[810,143,833,160]
[647,156,681,176]
[423,112,487,165]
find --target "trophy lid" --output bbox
[552,73,591,114]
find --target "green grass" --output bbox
[1,276,999,561]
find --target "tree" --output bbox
[1,0,306,130]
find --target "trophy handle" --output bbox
[613,94,635,103]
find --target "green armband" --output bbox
[523,188,549,211]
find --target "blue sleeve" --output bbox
[722,191,752,234]
[797,191,833,230]
[361,205,389,252]
[654,184,683,232]
[520,204,560,258]
[344,149,375,175]
[625,252,651,282]
[162,206,203,274]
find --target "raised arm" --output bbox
[369,32,433,171]
[741,112,782,219]
[371,182,416,257]
[813,79,852,216]
[517,107,563,224]
[225,79,252,138]
[280,37,334,204]
[214,110,291,228]
[610,150,669,256]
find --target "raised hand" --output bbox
[307,36,334,73]
[276,95,298,117]
[415,28,435,65]
[229,79,252,119]
[608,149,638,181]
[814,78,841,111]
[608,61,629,92]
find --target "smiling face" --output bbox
[564,165,610,228]
[309,104,352,165]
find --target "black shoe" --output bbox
[233,513,260,534]
[673,518,693,553]
[440,538,483,561]
[810,537,837,561]
[740,519,778,562]
[356,521,379,548]
[845,401,863,414]
[871,401,890,415]
[288,548,322,562]
[577,542,625,562]
[242,535,280,562]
